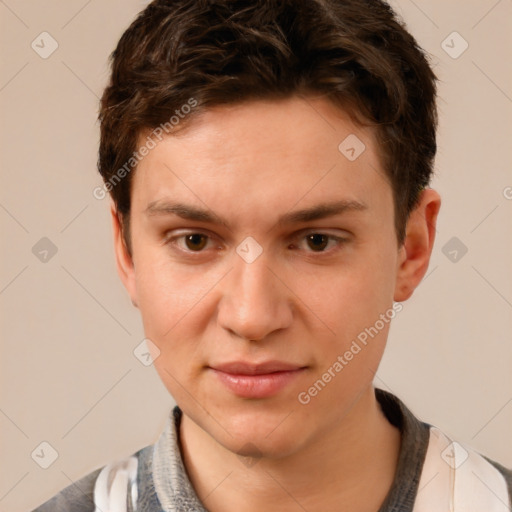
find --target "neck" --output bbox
[179,385,401,512]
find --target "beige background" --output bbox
[1,1,511,510]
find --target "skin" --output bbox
[112,96,441,511]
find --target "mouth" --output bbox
[208,361,307,399]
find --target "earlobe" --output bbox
[394,189,441,302]
[110,204,139,308]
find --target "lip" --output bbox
[209,361,307,399]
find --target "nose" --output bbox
[217,253,293,342]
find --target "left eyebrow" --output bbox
[277,199,368,225]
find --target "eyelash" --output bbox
[164,230,348,256]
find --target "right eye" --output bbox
[182,233,209,251]
[165,232,215,253]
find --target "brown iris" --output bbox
[185,234,208,251]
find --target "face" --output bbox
[114,97,424,459]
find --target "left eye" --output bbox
[297,233,344,252]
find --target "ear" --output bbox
[394,188,441,302]
[111,203,139,308]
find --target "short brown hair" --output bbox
[98,0,437,247]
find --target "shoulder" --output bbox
[31,446,151,512]
[374,388,512,510]
[30,467,102,512]
[414,426,512,510]
[483,455,512,500]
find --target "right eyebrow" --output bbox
[144,201,230,228]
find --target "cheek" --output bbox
[289,245,398,402]
[134,255,191,345]
[293,252,396,339]
[133,251,226,351]
[134,259,215,400]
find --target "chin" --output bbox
[227,431,305,461]
[212,407,309,460]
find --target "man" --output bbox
[33,0,512,510]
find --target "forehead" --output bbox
[131,97,391,225]
[148,97,378,169]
